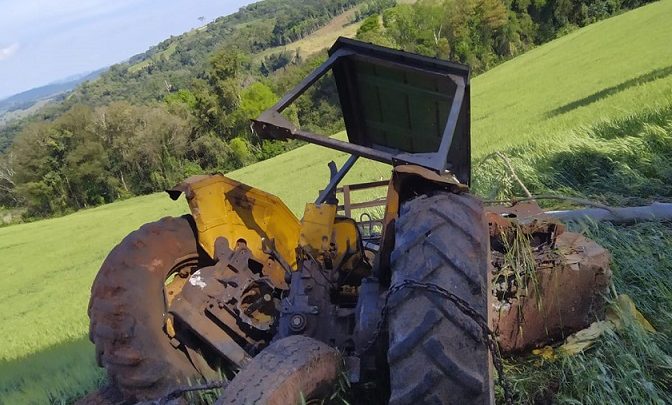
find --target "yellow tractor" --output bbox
[89,38,494,404]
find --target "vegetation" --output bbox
[0,0,658,220]
[473,106,672,403]
[1,0,671,403]
[355,0,657,72]
[503,222,672,404]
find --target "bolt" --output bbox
[289,314,306,332]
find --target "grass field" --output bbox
[1,1,672,403]
[256,8,363,60]
[472,0,672,154]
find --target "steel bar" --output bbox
[291,129,395,164]
[270,48,352,113]
[335,180,389,192]
[316,154,359,205]
[545,202,672,224]
[337,198,387,212]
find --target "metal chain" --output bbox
[153,280,514,404]
[360,279,514,405]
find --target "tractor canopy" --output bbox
[252,37,472,185]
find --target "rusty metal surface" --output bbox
[88,217,208,400]
[393,163,464,188]
[171,297,251,367]
[170,237,283,365]
[74,385,124,405]
[488,212,611,352]
[485,200,545,220]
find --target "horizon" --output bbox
[0,0,256,100]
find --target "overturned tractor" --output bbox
[87,38,609,404]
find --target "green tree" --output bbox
[232,82,278,136]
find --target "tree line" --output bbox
[356,0,654,73]
[0,47,339,217]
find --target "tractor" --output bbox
[88,37,498,404]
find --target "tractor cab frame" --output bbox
[252,36,473,202]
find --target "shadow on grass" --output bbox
[0,335,104,404]
[587,104,672,140]
[540,107,672,201]
[538,144,672,204]
[474,104,672,205]
[547,65,672,117]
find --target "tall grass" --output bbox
[478,106,672,404]
[473,104,672,206]
[499,222,672,404]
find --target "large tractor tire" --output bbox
[388,192,493,405]
[216,335,341,405]
[88,216,205,401]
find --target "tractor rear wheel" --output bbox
[215,335,341,405]
[88,215,206,401]
[387,192,493,404]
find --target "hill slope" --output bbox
[472,0,672,153]
[0,69,106,115]
[1,1,672,403]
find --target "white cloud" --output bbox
[0,43,19,61]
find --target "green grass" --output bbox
[472,0,672,154]
[1,1,672,403]
[473,105,672,204]
[480,106,672,404]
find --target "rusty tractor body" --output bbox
[88,38,610,405]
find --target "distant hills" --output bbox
[0,68,106,123]
[0,0,369,152]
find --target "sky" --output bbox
[0,0,255,100]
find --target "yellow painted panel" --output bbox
[300,203,337,253]
[184,175,301,270]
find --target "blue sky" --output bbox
[0,0,255,99]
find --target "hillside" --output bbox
[62,0,367,108]
[0,69,106,149]
[0,69,105,116]
[255,7,363,60]
[0,0,373,154]
[1,1,672,403]
[472,1,672,154]
[1,0,658,220]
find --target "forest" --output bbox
[0,0,654,218]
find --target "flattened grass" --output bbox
[473,104,672,205]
